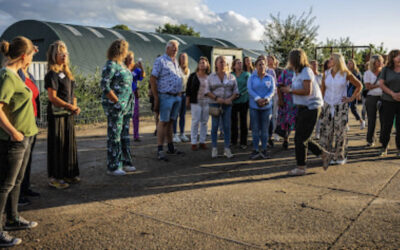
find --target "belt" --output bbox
[297,105,308,109]
[164,92,179,96]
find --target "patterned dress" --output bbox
[277,69,297,136]
[101,60,134,171]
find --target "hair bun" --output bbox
[0,41,10,56]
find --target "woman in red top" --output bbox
[17,54,41,206]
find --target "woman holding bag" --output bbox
[206,56,239,159]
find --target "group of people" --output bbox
[1,34,400,247]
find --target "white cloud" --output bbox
[0,0,266,49]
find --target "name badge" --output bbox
[265,81,271,88]
[59,72,66,79]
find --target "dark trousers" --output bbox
[231,102,248,145]
[0,136,34,230]
[349,100,361,121]
[295,107,324,166]
[365,96,383,144]
[173,94,186,134]
[380,100,400,149]
[20,135,36,195]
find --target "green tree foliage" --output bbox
[261,8,319,64]
[112,24,130,31]
[156,23,200,37]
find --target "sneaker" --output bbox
[315,133,320,140]
[4,216,38,231]
[107,169,126,176]
[321,151,333,170]
[336,158,347,165]
[18,197,31,207]
[249,150,260,160]
[379,147,388,157]
[240,144,247,150]
[260,150,272,159]
[0,231,22,247]
[224,148,234,158]
[274,134,280,142]
[64,176,81,184]
[268,138,274,148]
[360,120,366,130]
[123,165,137,172]
[330,159,337,165]
[366,142,375,147]
[211,147,218,158]
[173,134,181,143]
[191,144,198,151]
[199,143,208,150]
[180,134,189,142]
[22,189,40,197]
[287,168,306,176]
[157,150,168,161]
[167,148,185,156]
[48,179,70,189]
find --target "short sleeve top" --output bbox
[363,70,382,96]
[292,67,323,110]
[0,68,38,140]
[205,72,239,104]
[379,67,400,102]
[151,54,182,94]
[45,70,75,104]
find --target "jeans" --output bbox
[349,100,362,121]
[231,102,248,146]
[21,135,37,194]
[173,94,186,134]
[365,95,383,144]
[191,100,209,144]
[211,104,232,148]
[295,107,324,166]
[380,100,400,149]
[250,108,272,151]
[132,90,140,140]
[159,93,181,122]
[0,136,34,231]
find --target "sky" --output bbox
[0,0,398,51]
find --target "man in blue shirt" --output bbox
[150,40,184,161]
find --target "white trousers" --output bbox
[191,101,209,144]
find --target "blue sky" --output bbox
[0,0,398,51]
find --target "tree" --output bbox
[112,24,130,31]
[156,23,200,37]
[261,8,319,64]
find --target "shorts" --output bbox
[159,93,181,122]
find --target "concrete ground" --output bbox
[10,112,400,249]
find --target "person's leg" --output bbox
[223,105,232,148]
[261,108,272,151]
[250,109,260,151]
[107,112,124,171]
[133,91,140,140]
[334,104,349,161]
[168,95,181,144]
[21,135,36,195]
[158,94,173,149]
[199,102,209,144]
[121,114,133,166]
[319,104,334,154]
[179,94,186,135]
[231,103,239,145]
[379,100,395,149]
[294,108,311,167]
[239,102,249,146]
[395,102,400,150]
[211,108,220,148]
[191,103,201,145]
[349,101,361,121]
[365,96,378,144]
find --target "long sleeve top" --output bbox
[247,72,275,110]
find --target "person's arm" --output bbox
[321,73,326,97]
[185,74,194,108]
[205,77,224,104]
[72,97,81,115]
[149,75,159,112]
[379,72,400,101]
[101,62,118,103]
[47,88,77,111]
[225,77,239,104]
[364,72,380,90]
[0,103,24,141]
[264,78,276,103]
[343,72,362,103]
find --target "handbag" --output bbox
[209,105,223,116]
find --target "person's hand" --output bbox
[392,92,400,101]
[11,131,24,142]
[256,99,265,107]
[73,107,81,115]
[342,96,353,103]
[154,97,160,113]
[280,86,290,94]
[106,91,119,103]
[224,99,232,105]
[216,97,225,104]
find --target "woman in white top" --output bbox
[320,53,362,165]
[173,53,190,143]
[364,55,384,147]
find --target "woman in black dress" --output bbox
[45,40,80,189]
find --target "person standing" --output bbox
[0,36,39,247]
[243,56,254,74]
[186,57,210,150]
[231,59,250,149]
[319,53,362,165]
[364,55,384,147]
[101,39,136,175]
[280,49,331,175]
[17,61,41,206]
[150,40,184,161]
[173,53,190,143]
[247,58,275,159]
[347,59,366,130]
[310,60,323,139]
[276,67,297,149]
[125,51,145,142]
[206,56,239,158]
[378,49,400,157]
[45,40,81,186]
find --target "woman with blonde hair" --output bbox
[101,39,135,176]
[173,53,190,143]
[319,53,362,165]
[364,55,384,147]
[243,56,254,73]
[206,56,239,158]
[45,40,80,188]
[186,56,211,150]
[0,36,39,247]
